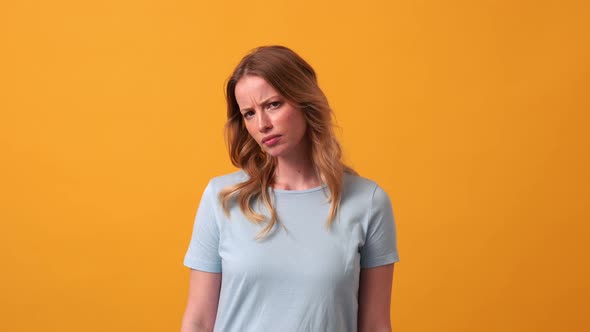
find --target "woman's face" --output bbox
[234,75,308,159]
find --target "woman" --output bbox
[181,45,399,332]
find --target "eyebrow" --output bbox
[239,95,280,113]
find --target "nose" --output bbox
[257,111,272,132]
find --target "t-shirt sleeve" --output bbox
[183,181,222,273]
[360,184,400,268]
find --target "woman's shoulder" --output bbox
[342,173,394,215]
[206,169,249,191]
[343,172,380,192]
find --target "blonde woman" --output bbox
[181,46,399,332]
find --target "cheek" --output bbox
[243,122,259,140]
[291,112,307,137]
[281,109,306,132]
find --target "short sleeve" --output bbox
[183,181,222,273]
[360,185,400,268]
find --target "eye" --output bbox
[242,110,254,119]
[267,101,281,110]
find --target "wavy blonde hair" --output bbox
[220,45,356,240]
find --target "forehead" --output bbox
[234,75,279,107]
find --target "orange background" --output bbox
[1,0,588,331]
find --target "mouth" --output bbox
[262,135,281,146]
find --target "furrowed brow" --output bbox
[240,95,280,113]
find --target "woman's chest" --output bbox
[218,204,366,287]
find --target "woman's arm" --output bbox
[180,269,222,332]
[358,263,395,332]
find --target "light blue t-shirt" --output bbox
[184,170,399,332]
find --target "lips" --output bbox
[262,135,281,146]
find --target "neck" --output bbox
[273,145,320,191]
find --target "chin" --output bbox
[264,146,288,158]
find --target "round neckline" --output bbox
[271,183,327,194]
